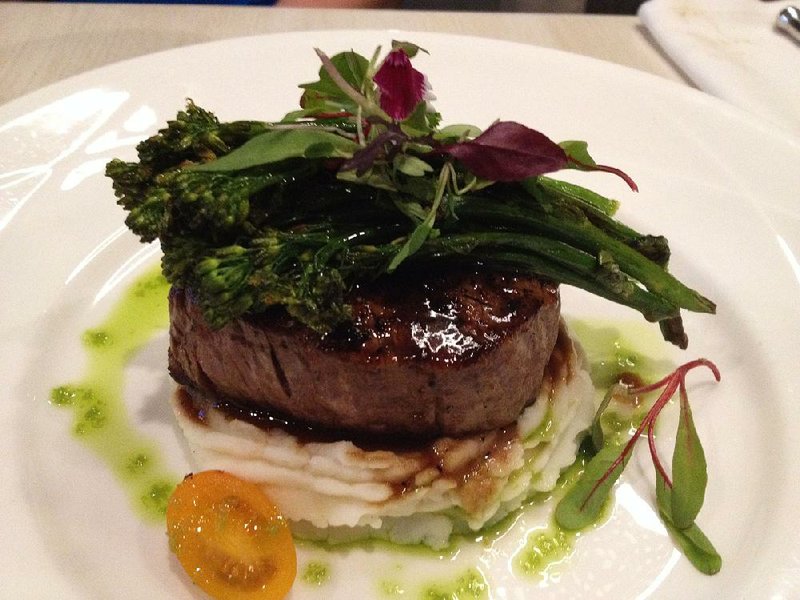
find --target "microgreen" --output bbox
[339,129,407,176]
[554,443,631,530]
[555,359,722,574]
[387,161,450,272]
[300,50,375,117]
[670,378,708,529]
[189,128,359,172]
[390,40,428,58]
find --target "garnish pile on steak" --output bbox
[168,268,560,439]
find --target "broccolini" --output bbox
[106,43,715,347]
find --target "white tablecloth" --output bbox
[640,0,800,139]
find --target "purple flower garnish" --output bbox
[373,49,426,122]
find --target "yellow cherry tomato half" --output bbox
[166,470,297,600]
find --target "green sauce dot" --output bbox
[423,569,487,600]
[74,402,107,436]
[50,385,95,407]
[301,561,331,586]
[49,266,177,522]
[126,453,151,476]
[82,329,112,348]
[51,385,77,406]
[141,481,175,517]
[378,580,405,597]
[515,529,572,575]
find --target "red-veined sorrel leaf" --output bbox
[656,474,722,575]
[441,121,568,182]
[373,48,426,121]
[670,380,708,529]
[556,358,721,571]
[554,444,631,530]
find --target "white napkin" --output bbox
[639,0,800,138]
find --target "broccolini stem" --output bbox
[423,233,676,318]
[455,198,715,315]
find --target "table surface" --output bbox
[0,3,690,106]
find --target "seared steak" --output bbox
[168,268,560,439]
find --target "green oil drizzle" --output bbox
[421,568,488,600]
[512,444,591,578]
[509,320,675,579]
[600,408,647,445]
[523,405,555,444]
[571,318,675,450]
[568,318,673,390]
[48,282,675,591]
[49,266,177,521]
[378,579,406,597]
[301,561,332,586]
[515,527,574,576]
[296,532,458,558]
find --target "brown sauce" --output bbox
[386,426,519,501]
[176,385,447,452]
[615,371,645,388]
[177,385,527,512]
[537,323,574,405]
[178,384,523,511]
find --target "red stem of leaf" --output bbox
[648,411,672,488]
[679,379,689,411]
[581,387,675,510]
[568,158,639,192]
[630,358,720,396]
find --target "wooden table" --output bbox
[0,3,689,106]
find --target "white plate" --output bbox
[2,30,799,599]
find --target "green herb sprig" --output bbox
[554,359,722,574]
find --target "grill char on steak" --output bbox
[168,268,561,439]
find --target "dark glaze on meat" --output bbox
[323,268,545,365]
[168,267,561,438]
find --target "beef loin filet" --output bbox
[168,268,561,439]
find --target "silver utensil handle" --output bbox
[777,6,800,42]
